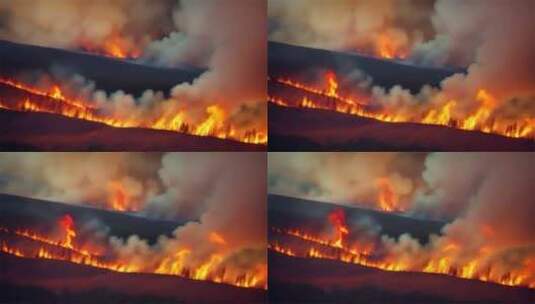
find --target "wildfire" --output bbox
[269,73,535,139]
[269,209,535,289]
[0,215,266,289]
[0,77,267,144]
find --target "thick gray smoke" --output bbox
[111,152,267,285]
[155,0,267,132]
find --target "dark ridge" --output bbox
[268,41,461,93]
[0,39,203,95]
[0,254,266,304]
[268,194,445,243]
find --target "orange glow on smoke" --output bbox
[269,72,535,139]
[269,210,535,289]
[0,215,265,289]
[376,33,408,60]
[0,78,267,144]
[376,178,404,212]
[107,181,139,212]
[209,232,227,245]
[80,32,142,59]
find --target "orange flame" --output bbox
[269,73,535,139]
[107,181,139,212]
[376,33,408,60]
[0,78,267,144]
[376,178,403,212]
[80,32,142,59]
[58,214,76,249]
[328,208,349,248]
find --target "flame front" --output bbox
[269,72,535,139]
[0,215,266,289]
[328,208,349,248]
[0,78,267,144]
[269,210,535,289]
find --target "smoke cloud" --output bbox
[0,0,175,55]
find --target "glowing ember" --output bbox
[80,33,142,59]
[0,78,267,144]
[269,73,535,139]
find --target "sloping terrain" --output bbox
[267,194,535,303]
[0,254,265,304]
[0,109,264,151]
[268,252,535,304]
[268,103,534,151]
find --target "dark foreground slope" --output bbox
[269,252,535,304]
[0,109,263,151]
[268,104,534,151]
[267,194,535,303]
[0,254,265,304]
